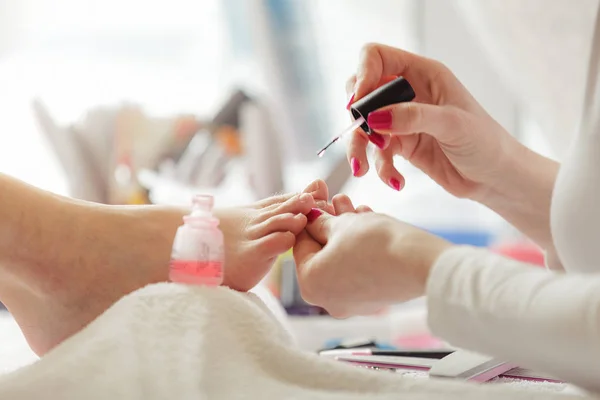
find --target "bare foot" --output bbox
[1,180,328,356]
[217,194,314,291]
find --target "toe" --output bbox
[303,179,328,202]
[356,205,373,213]
[332,194,355,215]
[314,200,336,215]
[254,192,297,208]
[303,179,321,193]
[261,193,315,220]
[255,231,296,259]
[249,213,307,239]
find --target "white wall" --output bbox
[310,0,521,141]
[309,0,420,136]
[0,0,227,194]
[421,0,519,136]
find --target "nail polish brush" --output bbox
[317,76,415,157]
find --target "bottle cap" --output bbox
[350,77,415,133]
[186,194,218,224]
[192,194,214,212]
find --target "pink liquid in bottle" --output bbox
[169,195,224,286]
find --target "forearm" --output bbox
[427,246,600,392]
[478,142,559,257]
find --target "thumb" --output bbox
[305,208,336,245]
[367,102,464,144]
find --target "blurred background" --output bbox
[0,0,595,359]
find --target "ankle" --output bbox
[82,205,186,289]
[0,200,86,301]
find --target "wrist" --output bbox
[416,237,453,296]
[478,140,558,208]
[389,228,452,300]
[476,140,558,250]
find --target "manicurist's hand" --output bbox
[293,199,451,318]
[346,43,526,201]
[346,43,560,257]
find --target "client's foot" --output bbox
[216,194,314,292]
[216,179,331,292]
[3,180,328,356]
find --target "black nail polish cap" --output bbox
[350,77,415,133]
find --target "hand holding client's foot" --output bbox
[0,173,328,355]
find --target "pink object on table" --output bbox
[492,242,546,266]
[394,334,445,349]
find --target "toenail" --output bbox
[306,208,323,223]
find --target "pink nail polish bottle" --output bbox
[169,195,225,286]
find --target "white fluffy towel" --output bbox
[0,284,591,399]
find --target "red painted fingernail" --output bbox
[350,157,360,177]
[306,208,323,223]
[389,178,401,191]
[369,132,386,149]
[345,93,355,110]
[368,110,392,130]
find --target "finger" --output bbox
[367,132,391,151]
[347,75,398,175]
[292,230,323,276]
[303,179,328,203]
[325,307,351,320]
[354,43,447,100]
[367,102,463,144]
[347,129,370,178]
[347,74,397,103]
[355,75,397,151]
[379,75,400,85]
[332,194,355,215]
[255,231,297,260]
[356,205,373,213]
[293,230,330,306]
[346,75,357,96]
[345,75,357,110]
[249,213,307,239]
[262,193,314,220]
[305,209,335,245]
[374,146,405,192]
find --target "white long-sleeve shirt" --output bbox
[427,248,600,392]
[425,2,600,393]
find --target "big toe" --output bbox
[304,179,328,202]
[260,193,315,221]
[249,213,307,239]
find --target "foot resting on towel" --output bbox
[0,173,329,356]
